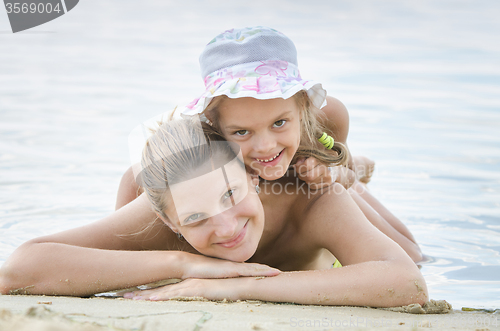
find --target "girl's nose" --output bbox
[252,131,276,154]
[211,210,238,238]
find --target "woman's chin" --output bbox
[216,245,258,263]
[230,250,257,263]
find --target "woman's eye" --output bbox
[273,120,286,128]
[222,189,238,205]
[222,189,234,201]
[234,130,249,136]
[184,213,203,224]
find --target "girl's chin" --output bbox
[247,159,290,180]
[259,172,284,181]
[253,165,288,181]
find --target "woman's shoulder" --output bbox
[262,176,349,226]
[293,182,356,237]
[300,181,347,206]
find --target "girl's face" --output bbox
[215,97,302,181]
[162,157,264,262]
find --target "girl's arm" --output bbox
[318,95,353,170]
[128,185,427,307]
[320,96,374,182]
[0,194,279,297]
[293,96,353,186]
[294,96,371,187]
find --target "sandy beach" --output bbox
[1,295,498,331]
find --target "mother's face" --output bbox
[162,154,264,262]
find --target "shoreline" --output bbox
[1,295,498,330]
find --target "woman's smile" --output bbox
[215,220,248,248]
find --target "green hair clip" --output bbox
[318,132,334,149]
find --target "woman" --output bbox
[0,117,427,307]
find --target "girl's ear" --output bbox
[202,112,213,126]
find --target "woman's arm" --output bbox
[127,185,427,307]
[0,195,177,296]
[349,182,422,262]
[115,165,143,210]
[0,194,279,297]
[262,183,427,307]
[253,185,427,306]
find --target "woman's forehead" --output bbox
[167,156,249,222]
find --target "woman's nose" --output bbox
[211,210,238,238]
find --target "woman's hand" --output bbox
[181,254,280,280]
[293,158,355,190]
[123,277,250,301]
[123,256,280,301]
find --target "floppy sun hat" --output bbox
[180,26,327,116]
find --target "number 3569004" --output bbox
[5,2,62,14]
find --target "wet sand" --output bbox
[1,295,498,331]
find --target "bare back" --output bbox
[248,175,337,271]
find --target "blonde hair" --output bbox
[204,92,348,167]
[139,117,237,220]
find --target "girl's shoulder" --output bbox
[318,96,350,143]
[320,96,349,119]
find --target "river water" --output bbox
[1,0,499,310]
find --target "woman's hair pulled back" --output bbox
[139,117,234,220]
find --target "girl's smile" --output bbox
[215,97,301,181]
[254,150,283,166]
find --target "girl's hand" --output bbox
[182,254,280,280]
[123,277,249,301]
[332,166,356,190]
[293,158,355,190]
[352,156,375,184]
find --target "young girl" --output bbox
[0,117,428,307]
[118,26,422,262]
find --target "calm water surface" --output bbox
[1,0,499,310]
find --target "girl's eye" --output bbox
[273,120,286,128]
[234,130,249,136]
